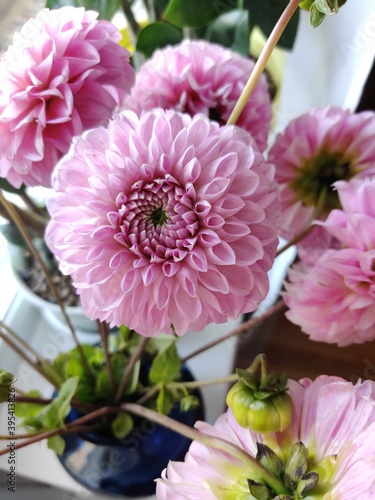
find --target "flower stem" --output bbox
[123,402,290,495]
[114,336,149,404]
[98,321,115,396]
[226,0,301,126]
[0,190,94,380]
[122,0,140,36]
[181,300,286,363]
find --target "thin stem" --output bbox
[0,425,101,441]
[19,191,47,218]
[0,190,94,379]
[0,323,61,388]
[226,0,301,126]
[122,0,140,36]
[276,185,328,257]
[98,321,115,397]
[123,402,290,495]
[0,203,46,237]
[181,300,286,363]
[115,336,149,404]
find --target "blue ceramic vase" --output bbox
[58,364,203,497]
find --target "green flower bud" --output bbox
[226,380,293,434]
[0,369,16,386]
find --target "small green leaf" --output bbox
[156,385,175,415]
[136,22,182,58]
[111,413,134,439]
[236,368,259,390]
[310,4,326,26]
[315,0,338,14]
[164,0,235,28]
[47,435,66,455]
[15,390,44,420]
[149,344,181,384]
[180,395,200,412]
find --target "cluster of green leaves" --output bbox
[9,328,198,453]
[43,0,300,60]
[137,0,300,58]
[299,0,347,27]
[0,369,17,403]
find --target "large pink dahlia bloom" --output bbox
[157,376,375,499]
[45,109,280,336]
[125,40,272,152]
[284,178,375,346]
[0,7,135,188]
[268,107,375,241]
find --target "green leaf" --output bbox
[245,0,300,50]
[149,344,181,384]
[136,22,182,58]
[111,413,134,439]
[164,0,236,28]
[15,390,44,420]
[0,178,26,194]
[146,333,176,356]
[203,10,250,55]
[315,0,339,14]
[156,385,175,415]
[24,377,79,431]
[310,4,326,27]
[45,0,122,20]
[47,435,66,455]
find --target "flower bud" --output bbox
[0,369,16,386]
[299,0,315,10]
[226,380,293,434]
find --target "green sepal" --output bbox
[296,471,319,497]
[315,0,338,14]
[285,442,308,490]
[256,442,282,479]
[236,368,259,390]
[247,479,273,500]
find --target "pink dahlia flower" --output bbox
[0,7,135,188]
[284,178,375,345]
[45,109,280,336]
[268,107,375,242]
[125,40,272,152]
[157,376,375,499]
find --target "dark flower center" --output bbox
[116,177,199,263]
[289,149,354,213]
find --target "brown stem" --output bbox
[98,320,115,397]
[19,191,47,218]
[0,322,61,388]
[115,336,149,404]
[0,425,101,441]
[122,0,140,36]
[0,190,94,379]
[181,300,286,363]
[0,203,45,237]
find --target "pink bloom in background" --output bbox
[125,40,272,152]
[46,109,280,336]
[157,376,375,499]
[0,7,135,188]
[268,107,375,242]
[284,178,375,346]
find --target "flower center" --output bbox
[116,177,199,263]
[289,149,354,213]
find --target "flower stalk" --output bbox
[227,0,301,126]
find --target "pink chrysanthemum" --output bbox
[157,376,375,499]
[268,107,375,241]
[0,7,135,188]
[45,109,280,336]
[125,40,272,152]
[284,178,375,346]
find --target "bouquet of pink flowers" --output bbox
[0,0,374,498]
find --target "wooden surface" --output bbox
[234,305,375,382]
